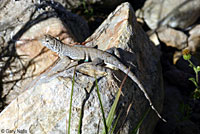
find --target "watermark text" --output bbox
[1,129,27,133]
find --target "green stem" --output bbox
[196,73,199,89]
[188,59,194,68]
[188,59,199,88]
[95,76,108,134]
[68,68,76,134]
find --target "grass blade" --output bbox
[103,87,121,133]
[78,103,83,134]
[132,107,150,134]
[110,111,121,134]
[102,67,130,134]
[67,67,76,134]
[95,75,108,134]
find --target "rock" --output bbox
[0,1,89,107]
[136,0,200,29]
[0,2,164,134]
[148,31,160,46]
[16,17,75,74]
[163,65,193,91]
[187,25,200,58]
[147,26,190,63]
[155,27,188,64]
[0,0,89,43]
[157,27,188,50]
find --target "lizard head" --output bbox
[39,35,55,48]
[39,35,65,54]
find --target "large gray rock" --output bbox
[157,27,188,50]
[136,0,200,29]
[187,25,200,54]
[0,0,89,108]
[0,2,164,134]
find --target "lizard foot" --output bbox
[106,47,120,58]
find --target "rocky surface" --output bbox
[136,0,200,29]
[0,2,164,134]
[152,23,200,134]
[135,0,200,133]
[187,24,200,58]
[155,49,200,134]
[1,0,200,134]
[154,82,200,134]
[0,0,89,108]
[148,24,200,64]
[157,27,188,50]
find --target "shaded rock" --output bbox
[100,0,125,8]
[62,0,124,9]
[0,0,89,43]
[136,0,200,29]
[163,65,193,91]
[154,82,200,134]
[175,120,200,134]
[155,83,183,134]
[157,27,188,50]
[0,2,164,134]
[191,101,200,127]
[191,113,200,123]
[154,26,189,64]
[0,1,89,108]
[175,56,199,75]
[148,26,189,63]
[173,51,183,64]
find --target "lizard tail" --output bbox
[124,68,167,122]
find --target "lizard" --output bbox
[38,34,166,122]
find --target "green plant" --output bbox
[183,49,200,99]
[101,69,128,134]
[95,75,108,134]
[67,67,144,133]
[67,67,76,134]
[81,1,94,16]
[132,108,150,134]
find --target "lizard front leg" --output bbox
[91,58,105,66]
[105,47,120,58]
